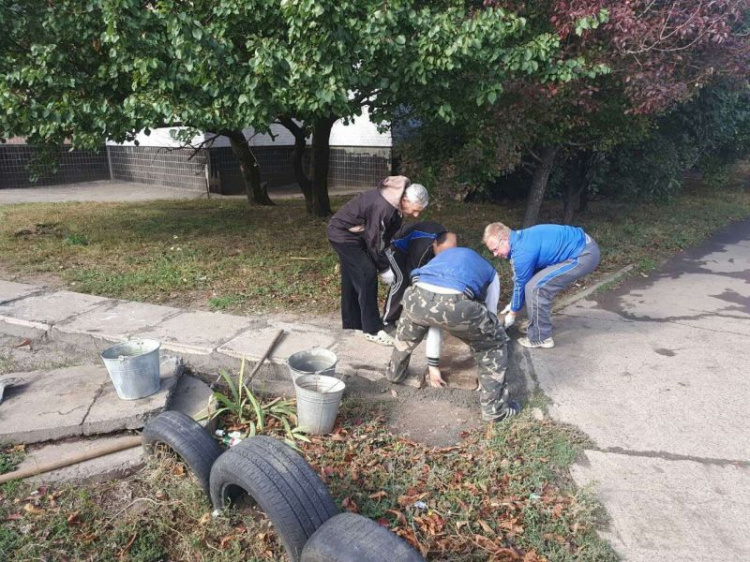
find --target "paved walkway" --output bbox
[530,218,750,561]
[0,180,364,205]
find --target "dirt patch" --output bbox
[386,397,483,447]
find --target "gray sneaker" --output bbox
[518,337,554,349]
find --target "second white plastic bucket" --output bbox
[294,374,345,435]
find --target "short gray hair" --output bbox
[483,222,511,243]
[403,183,429,209]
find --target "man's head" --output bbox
[483,222,512,258]
[433,231,458,255]
[400,183,429,219]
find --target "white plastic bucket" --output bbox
[287,348,338,381]
[294,374,345,435]
[100,339,162,400]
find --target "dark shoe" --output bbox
[482,400,521,422]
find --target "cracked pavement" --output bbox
[526,218,750,561]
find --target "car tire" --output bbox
[301,512,425,562]
[141,410,223,498]
[209,436,339,562]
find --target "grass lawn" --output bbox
[0,165,748,315]
[1,400,617,562]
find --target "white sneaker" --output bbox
[365,330,394,346]
[518,337,554,349]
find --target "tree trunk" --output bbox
[224,129,274,206]
[309,116,336,217]
[523,145,558,228]
[278,117,313,213]
[578,184,590,213]
[562,153,589,225]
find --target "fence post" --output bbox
[105,144,114,181]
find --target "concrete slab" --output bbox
[0,316,51,339]
[572,450,750,562]
[137,310,255,356]
[21,434,144,485]
[0,290,109,327]
[0,366,104,444]
[0,280,40,305]
[167,374,217,429]
[532,314,750,460]
[53,300,182,345]
[218,323,337,364]
[0,357,181,445]
[83,356,181,435]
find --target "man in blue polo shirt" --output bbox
[483,222,600,349]
[386,245,520,422]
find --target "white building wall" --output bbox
[106,107,391,149]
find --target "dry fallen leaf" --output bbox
[198,513,211,526]
[23,503,44,515]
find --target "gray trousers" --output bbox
[386,285,513,420]
[525,237,600,343]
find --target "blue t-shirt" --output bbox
[412,247,496,300]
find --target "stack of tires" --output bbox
[143,411,425,561]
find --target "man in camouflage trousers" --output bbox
[386,246,520,421]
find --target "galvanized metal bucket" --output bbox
[101,339,162,400]
[286,348,338,382]
[294,374,345,435]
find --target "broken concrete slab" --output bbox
[0,366,104,444]
[137,310,255,359]
[0,291,110,339]
[83,356,182,435]
[167,374,217,430]
[572,450,750,562]
[21,434,144,485]
[53,300,182,346]
[0,356,181,445]
[0,280,41,305]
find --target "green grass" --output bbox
[0,402,617,561]
[0,167,748,315]
[0,445,24,475]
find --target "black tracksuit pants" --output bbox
[329,240,383,335]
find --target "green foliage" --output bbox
[209,359,310,449]
[0,445,25,475]
[589,82,750,200]
[0,0,605,152]
[63,232,89,246]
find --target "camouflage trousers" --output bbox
[386,285,512,420]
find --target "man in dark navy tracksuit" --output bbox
[483,222,600,349]
[382,221,452,328]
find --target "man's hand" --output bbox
[500,303,512,315]
[503,311,516,329]
[427,366,447,388]
[379,269,396,285]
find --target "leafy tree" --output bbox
[402,0,749,225]
[0,0,607,216]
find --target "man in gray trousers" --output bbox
[483,222,600,349]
